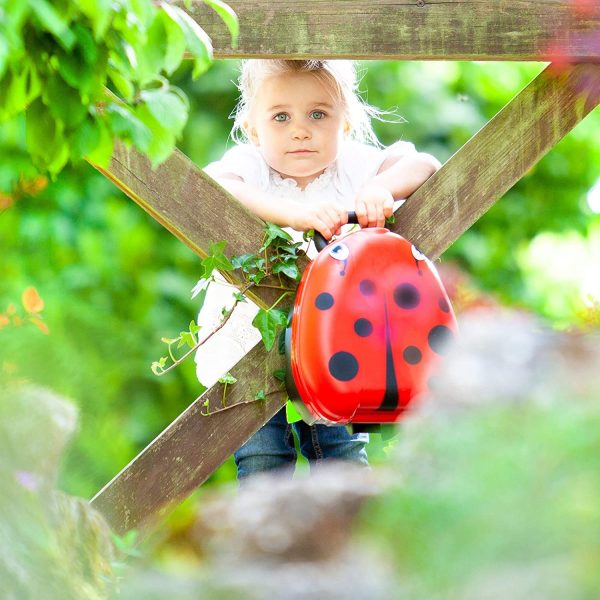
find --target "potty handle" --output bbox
[313,211,359,253]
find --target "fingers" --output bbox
[314,203,347,240]
[383,197,394,220]
[355,201,368,228]
[356,189,395,228]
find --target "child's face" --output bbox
[246,71,348,189]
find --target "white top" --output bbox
[194,139,417,388]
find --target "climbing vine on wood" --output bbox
[151,223,308,380]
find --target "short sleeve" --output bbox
[336,139,417,195]
[203,143,270,189]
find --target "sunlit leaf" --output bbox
[203,0,238,48]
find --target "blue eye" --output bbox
[274,113,289,122]
[311,111,325,120]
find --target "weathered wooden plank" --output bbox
[93,144,306,310]
[187,0,600,61]
[393,62,600,258]
[90,342,286,534]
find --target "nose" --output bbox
[291,121,311,140]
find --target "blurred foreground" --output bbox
[1,308,599,599]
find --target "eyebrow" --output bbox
[267,102,335,111]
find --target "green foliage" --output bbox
[1,57,598,504]
[362,397,600,597]
[0,0,238,173]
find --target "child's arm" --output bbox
[215,175,348,240]
[354,152,441,228]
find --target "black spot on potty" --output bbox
[394,283,420,309]
[354,318,373,337]
[428,325,453,355]
[315,292,334,310]
[359,279,375,296]
[439,298,450,313]
[403,346,422,365]
[329,352,359,381]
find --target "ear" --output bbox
[343,120,351,137]
[244,119,260,146]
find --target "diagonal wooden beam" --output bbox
[93,146,304,310]
[90,62,599,535]
[90,342,286,535]
[393,62,600,257]
[187,0,600,61]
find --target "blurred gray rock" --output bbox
[0,385,115,599]
[418,308,600,416]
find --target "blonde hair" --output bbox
[230,60,402,147]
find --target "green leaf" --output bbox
[78,0,113,39]
[218,372,237,385]
[160,9,186,74]
[252,308,288,352]
[107,67,135,102]
[25,98,69,173]
[254,389,266,401]
[136,14,167,85]
[29,0,76,50]
[272,261,300,281]
[72,23,98,65]
[45,76,87,128]
[189,319,200,335]
[84,117,114,168]
[231,253,265,281]
[201,240,234,274]
[160,2,213,78]
[273,368,286,382]
[286,401,303,424]
[70,117,101,161]
[107,103,152,149]
[248,271,266,285]
[57,48,95,96]
[181,330,197,348]
[150,356,168,375]
[139,86,188,136]
[203,0,239,48]
[0,63,42,120]
[261,222,292,251]
[134,102,175,167]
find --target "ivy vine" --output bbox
[151,223,308,385]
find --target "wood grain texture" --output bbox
[90,343,286,534]
[186,0,600,61]
[391,62,600,258]
[93,143,306,309]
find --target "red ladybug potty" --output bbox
[285,212,458,428]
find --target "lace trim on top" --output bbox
[269,164,335,196]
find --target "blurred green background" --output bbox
[1,59,599,510]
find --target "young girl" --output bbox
[194,59,441,482]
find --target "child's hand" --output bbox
[290,200,348,240]
[354,183,395,228]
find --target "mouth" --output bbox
[288,150,316,154]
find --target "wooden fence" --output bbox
[90,0,600,535]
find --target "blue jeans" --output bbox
[234,407,369,481]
